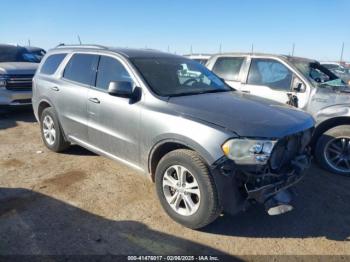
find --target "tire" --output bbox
[155,149,221,229]
[40,107,69,152]
[315,125,350,176]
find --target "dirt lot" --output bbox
[0,108,350,257]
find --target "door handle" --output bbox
[88,97,100,104]
[241,90,250,94]
[51,86,59,91]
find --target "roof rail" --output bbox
[55,44,108,50]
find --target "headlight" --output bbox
[222,138,277,165]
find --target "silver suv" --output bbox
[0,44,44,106]
[33,45,314,229]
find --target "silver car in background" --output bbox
[207,53,350,176]
[32,45,314,229]
[0,44,44,106]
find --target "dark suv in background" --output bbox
[32,45,314,229]
[0,44,45,106]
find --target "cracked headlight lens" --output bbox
[222,138,277,165]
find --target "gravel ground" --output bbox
[0,108,349,258]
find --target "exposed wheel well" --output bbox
[38,101,52,120]
[312,117,350,147]
[149,142,190,182]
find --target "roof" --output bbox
[24,46,46,52]
[212,52,317,62]
[52,44,182,59]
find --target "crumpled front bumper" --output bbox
[245,154,311,203]
[210,152,311,215]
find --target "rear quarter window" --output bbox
[40,53,67,75]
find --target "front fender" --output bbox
[315,104,350,125]
[148,134,219,170]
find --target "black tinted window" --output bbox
[0,45,42,63]
[96,56,132,90]
[212,57,244,81]
[63,54,99,85]
[40,54,66,75]
[247,59,293,91]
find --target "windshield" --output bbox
[25,48,46,62]
[290,59,345,86]
[0,46,42,63]
[131,57,230,97]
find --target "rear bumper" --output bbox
[0,88,32,106]
[210,153,311,215]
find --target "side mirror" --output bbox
[292,81,306,93]
[108,81,133,97]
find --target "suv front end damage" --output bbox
[211,128,313,216]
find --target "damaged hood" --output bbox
[0,62,38,75]
[168,91,314,138]
[308,84,350,118]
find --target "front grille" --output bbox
[269,128,313,172]
[5,74,33,91]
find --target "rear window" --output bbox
[63,54,99,86]
[40,54,67,75]
[212,57,244,81]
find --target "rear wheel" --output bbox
[40,107,69,152]
[315,125,350,176]
[155,149,221,229]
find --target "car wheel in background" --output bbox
[315,125,350,176]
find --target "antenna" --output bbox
[340,42,344,62]
[251,43,254,53]
[291,43,295,56]
[167,45,170,52]
[219,43,222,54]
[190,45,193,55]
[28,39,31,47]
[77,35,82,45]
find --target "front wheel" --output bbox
[155,149,221,229]
[315,125,350,176]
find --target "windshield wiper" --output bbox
[169,89,231,97]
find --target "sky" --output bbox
[1,0,349,61]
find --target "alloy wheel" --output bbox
[324,137,350,174]
[42,115,56,146]
[162,165,201,216]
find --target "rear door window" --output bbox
[40,54,67,75]
[212,57,244,81]
[95,56,132,91]
[63,54,99,86]
[247,59,293,91]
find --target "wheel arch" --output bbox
[148,138,216,182]
[38,100,53,121]
[312,116,350,147]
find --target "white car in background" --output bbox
[320,62,350,85]
[184,54,211,65]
